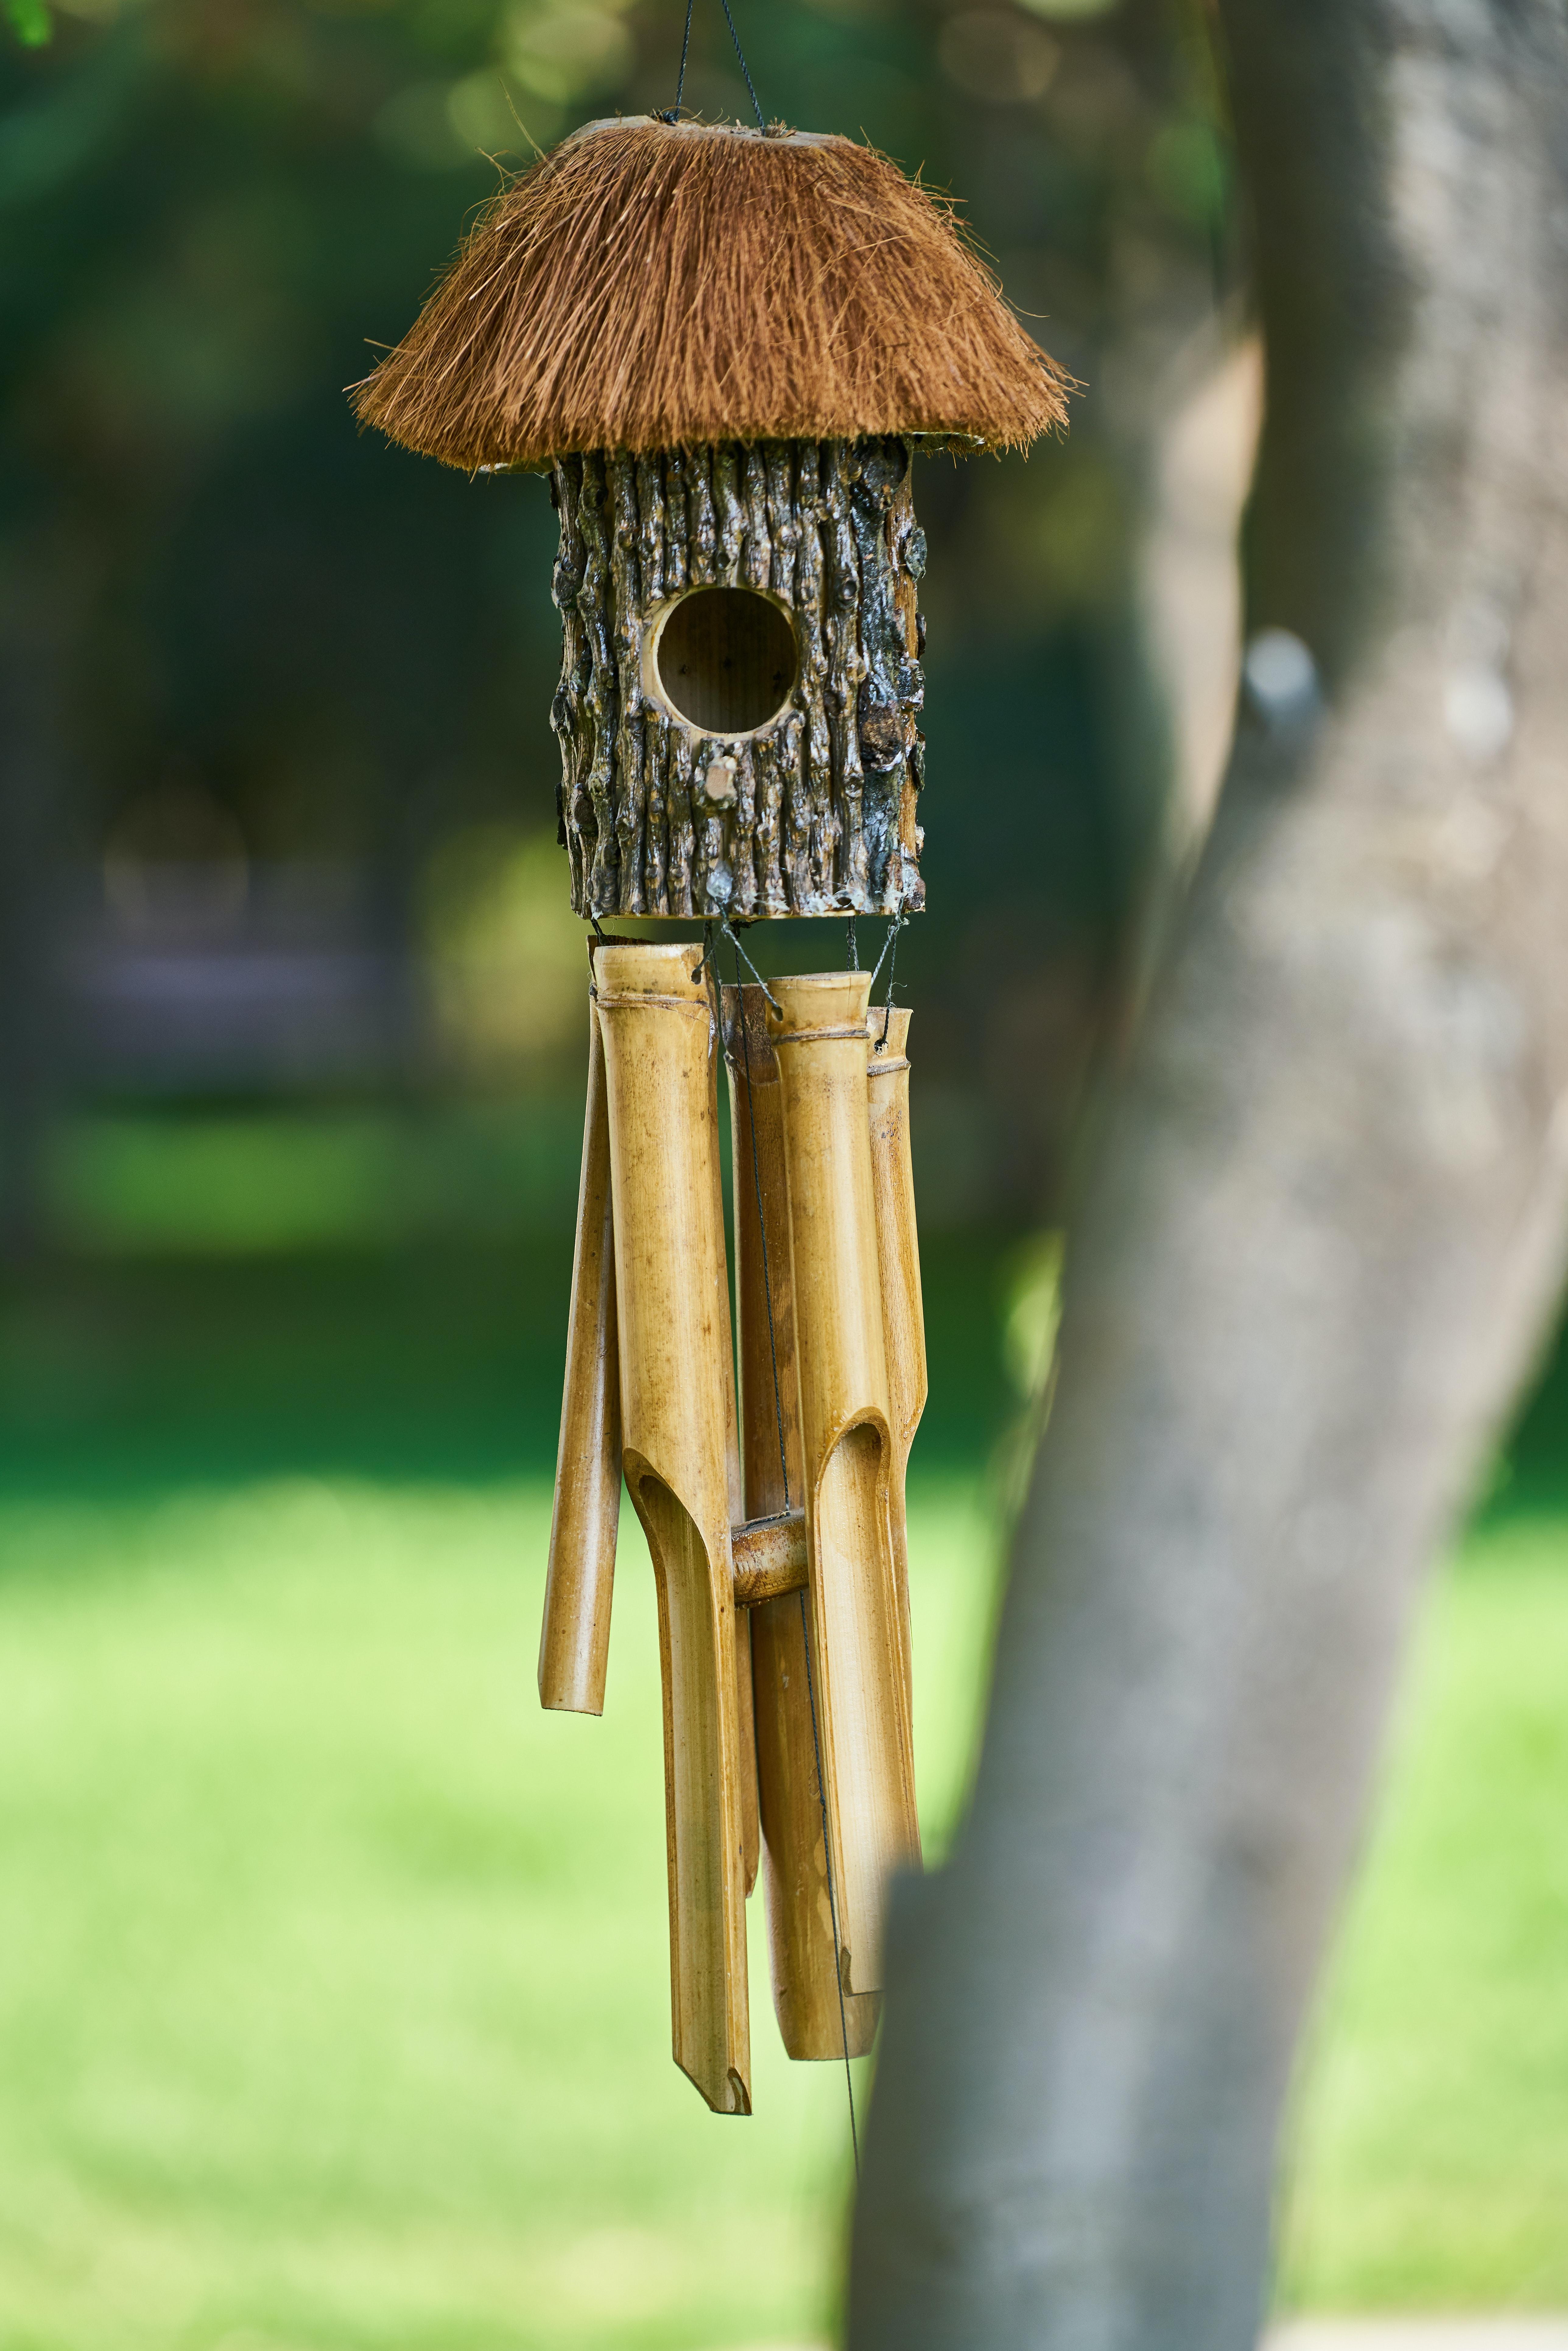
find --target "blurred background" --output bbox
[1,0,1566,2343]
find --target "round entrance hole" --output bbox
[652,587,797,736]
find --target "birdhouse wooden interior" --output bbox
[353,111,1067,2114]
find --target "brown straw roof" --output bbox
[351,116,1072,470]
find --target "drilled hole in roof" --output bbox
[653,588,797,735]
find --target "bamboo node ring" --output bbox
[593,991,709,1015]
[769,1022,871,1046]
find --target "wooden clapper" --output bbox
[537,939,927,2110]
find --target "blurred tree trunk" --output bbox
[0,554,69,1266]
[849,4,1568,2347]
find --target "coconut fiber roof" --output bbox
[351,115,1072,470]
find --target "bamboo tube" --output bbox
[735,1603,759,1898]
[866,1005,925,1698]
[708,1004,761,1904]
[596,941,751,2115]
[721,988,801,1524]
[767,972,921,1998]
[724,983,879,2060]
[539,987,622,1714]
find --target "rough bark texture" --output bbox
[849,4,1568,2346]
[550,438,926,920]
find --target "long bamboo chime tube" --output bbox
[715,1010,762,1905]
[596,941,751,2114]
[767,971,921,1997]
[539,985,621,1714]
[735,1602,761,1901]
[725,984,880,2060]
[649,956,760,1899]
[866,1005,925,1691]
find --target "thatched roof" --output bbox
[351,116,1072,470]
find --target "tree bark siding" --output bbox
[550,440,926,920]
[849,5,1568,2346]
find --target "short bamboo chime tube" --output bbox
[353,111,1069,2111]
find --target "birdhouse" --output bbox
[353,115,1067,922]
[354,113,1067,2115]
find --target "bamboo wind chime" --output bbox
[353,104,1068,2114]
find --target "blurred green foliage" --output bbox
[50,1099,587,1250]
[4,0,52,50]
[2,0,1241,1222]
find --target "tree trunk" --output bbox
[0,559,69,1266]
[848,4,1568,2345]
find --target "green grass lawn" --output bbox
[1279,1513,1568,2312]
[0,1474,1001,2351]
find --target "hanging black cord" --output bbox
[870,899,909,1050]
[721,915,782,1016]
[663,0,695,121]
[728,934,859,2176]
[662,0,765,130]
[719,0,766,130]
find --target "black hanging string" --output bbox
[721,914,781,1016]
[846,915,859,970]
[727,933,860,2177]
[691,916,719,986]
[870,900,908,1051]
[665,0,695,119]
[662,0,765,131]
[720,0,766,129]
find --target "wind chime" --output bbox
[354,82,1067,2114]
